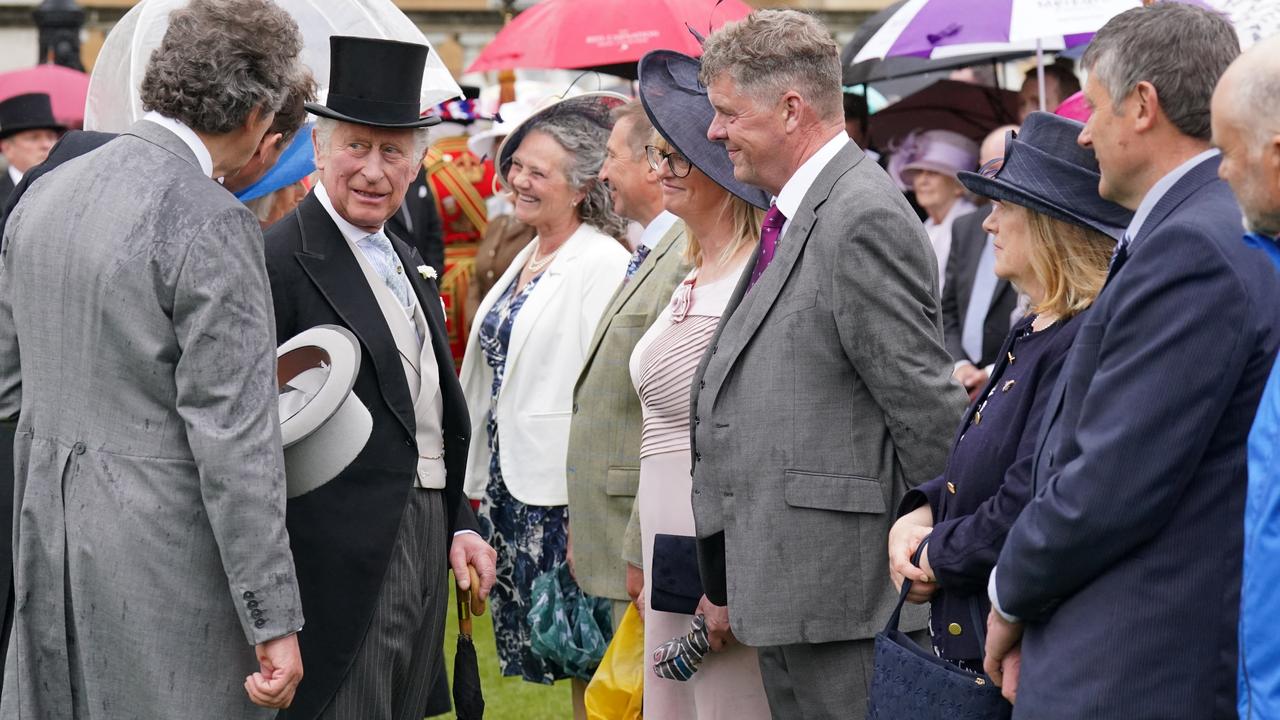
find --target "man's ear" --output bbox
[311,127,325,171]
[258,132,284,158]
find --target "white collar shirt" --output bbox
[638,210,679,251]
[1125,148,1220,242]
[774,131,850,238]
[314,182,417,320]
[142,111,214,179]
[6,166,20,186]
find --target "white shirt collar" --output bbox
[315,182,384,243]
[774,132,850,221]
[638,210,679,251]
[1125,148,1219,241]
[6,166,20,186]
[142,111,215,179]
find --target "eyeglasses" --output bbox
[645,145,692,178]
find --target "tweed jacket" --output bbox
[566,221,689,600]
[690,139,967,646]
[0,120,302,720]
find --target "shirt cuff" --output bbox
[453,529,481,539]
[988,566,1021,623]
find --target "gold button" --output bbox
[947,482,956,494]
[974,410,982,425]
[1008,351,1016,364]
[948,623,963,636]
[1003,379,1016,392]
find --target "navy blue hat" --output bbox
[637,50,771,210]
[958,112,1132,240]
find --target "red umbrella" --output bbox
[0,64,89,129]
[466,0,752,78]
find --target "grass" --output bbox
[435,583,575,719]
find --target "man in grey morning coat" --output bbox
[0,1,308,717]
[692,10,967,718]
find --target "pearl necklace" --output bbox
[526,243,563,273]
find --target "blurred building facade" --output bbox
[0,0,891,75]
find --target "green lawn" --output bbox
[435,583,574,719]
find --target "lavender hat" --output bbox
[890,129,979,191]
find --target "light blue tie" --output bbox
[358,232,413,309]
[962,235,999,363]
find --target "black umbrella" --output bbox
[867,79,1019,153]
[453,567,486,720]
[842,1,1036,85]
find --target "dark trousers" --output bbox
[757,629,929,720]
[318,489,448,720]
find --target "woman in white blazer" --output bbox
[459,93,630,687]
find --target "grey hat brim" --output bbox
[494,92,628,193]
[637,50,771,211]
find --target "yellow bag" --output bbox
[584,603,644,719]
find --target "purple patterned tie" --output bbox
[747,204,787,291]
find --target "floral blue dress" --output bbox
[475,273,570,684]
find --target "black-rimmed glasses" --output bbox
[645,145,692,178]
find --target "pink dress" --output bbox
[629,264,770,720]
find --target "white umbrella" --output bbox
[85,0,462,132]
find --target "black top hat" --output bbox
[0,93,65,141]
[305,36,441,129]
[494,92,628,193]
[958,112,1132,240]
[637,51,771,210]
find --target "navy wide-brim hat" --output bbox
[958,112,1132,240]
[306,36,441,129]
[494,91,628,193]
[0,93,65,140]
[637,50,771,211]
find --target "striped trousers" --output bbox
[318,489,448,720]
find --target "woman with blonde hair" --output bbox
[629,49,773,719]
[886,112,1133,674]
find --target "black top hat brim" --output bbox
[957,113,1132,241]
[637,50,771,211]
[304,101,440,129]
[494,92,629,193]
[0,120,66,141]
[0,93,65,140]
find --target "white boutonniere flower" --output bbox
[418,264,437,280]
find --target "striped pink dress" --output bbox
[629,263,769,720]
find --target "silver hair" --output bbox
[522,114,629,240]
[699,10,843,123]
[139,0,303,134]
[313,117,432,161]
[1082,3,1239,140]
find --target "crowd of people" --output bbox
[1,1,1279,719]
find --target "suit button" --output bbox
[247,600,260,609]
[948,623,963,636]
[946,482,956,494]
[243,591,255,600]
[699,381,705,389]
[73,442,86,455]
[254,618,267,629]
[251,609,264,618]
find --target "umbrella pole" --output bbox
[1036,37,1047,112]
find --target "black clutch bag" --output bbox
[866,545,1012,720]
[650,533,704,615]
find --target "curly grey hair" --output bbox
[1082,3,1238,141]
[699,10,843,123]
[523,113,629,240]
[140,0,303,135]
[313,117,432,162]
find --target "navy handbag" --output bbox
[866,550,1012,720]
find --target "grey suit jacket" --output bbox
[0,120,301,719]
[690,140,967,646]
[566,222,689,601]
[941,206,1017,367]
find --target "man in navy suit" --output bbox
[983,6,1280,719]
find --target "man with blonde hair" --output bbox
[690,9,966,717]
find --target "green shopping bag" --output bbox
[527,561,615,681]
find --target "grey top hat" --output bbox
[958,112,1133,240]
[637,50,771,210]
[495,91,628,193]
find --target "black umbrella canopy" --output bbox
[867,79,1019,153]
[842,1,1036,85]
[453,568,486,720]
